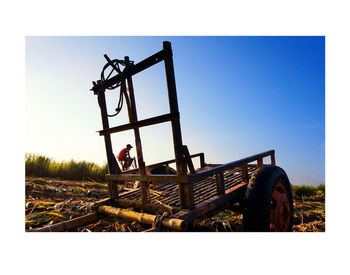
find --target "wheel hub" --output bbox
[269,181,291,231]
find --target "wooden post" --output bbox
[182,145,195,174]
[241,164,249,185]
[271,152,276,165]
[125,56,150,204]
[98,91,121,199]
[257,157,263,168]
[163,41,194,209]
[98,91,120,174]
[107,179,119,199]
[216,172,225,196]
[199,153,205,168]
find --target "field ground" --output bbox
[25,177,325,232]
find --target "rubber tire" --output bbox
[243,165,293,232]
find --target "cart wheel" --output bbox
[243,165,293,232]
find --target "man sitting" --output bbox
[118,144,135,171]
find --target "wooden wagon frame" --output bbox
[33,41,292,232]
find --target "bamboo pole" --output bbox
[115,199,179,214]
[97,205,186,231]
[29,213,100,232]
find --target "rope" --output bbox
[97,58,134,118]
[152,212,171,231]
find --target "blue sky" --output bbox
[25,36,324,185]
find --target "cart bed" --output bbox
[119,165,258,208]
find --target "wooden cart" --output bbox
[34,41,294,232]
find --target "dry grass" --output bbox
[25,177,325,232]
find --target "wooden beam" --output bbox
[98,113,178,136]
[122,153,205,174]
[125,56,149,204]
[182,145,195,174]
[29,213,101,232]
[97,91,121,175]
[188,150,275,182]
[192,182,247,220]
[163,41,193,209]
[106,173,190,183]
[91,49,169,94]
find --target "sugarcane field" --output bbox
[25,175,325,232]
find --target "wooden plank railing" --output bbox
[187,150,275,182]
[107,150,274,186]
[122,153,205,174]
[106,150,275,210]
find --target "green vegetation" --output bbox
[25,153,108,182]
[292,184,325,197]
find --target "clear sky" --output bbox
[25,36,325,185]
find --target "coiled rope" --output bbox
[98,58,134,117]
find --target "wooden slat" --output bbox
[188,150,275,182]
[117,166,259,209]
[122,153,204,174]
[98,113,178,136]
[192,182,247,220]
[106,173,189,183]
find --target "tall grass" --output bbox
[292,184,325,197]
[25,153,108,182]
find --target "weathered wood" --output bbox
[106,173,189,183]
[97,205,186,231]
[98,113,178,136]
[97,91,121,175]
[107,179,119,199]
[199,153,205,168]
[91,49,168,94]
[215,172,225,196]
[29,213,100,232]
[122,153,204,174]
[188,150,275,182]
[125,56,150,204]
[115,199,180,214]
[271,152,276,165]
[192,182,247,220]
[163,41,193,209]
[241,164,249,185]
[257,156,263,168]
[182,145,195,174]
